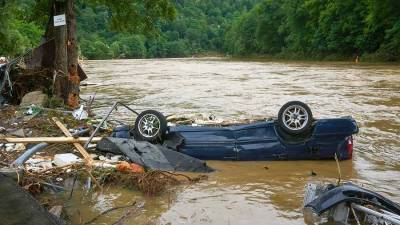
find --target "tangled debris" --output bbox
[0,104,209,224]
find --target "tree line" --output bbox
[1,0,399,61]
[77,0,257,59]
[225,0,400,61]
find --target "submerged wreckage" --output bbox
[114,100,358,161]
[304,182,400,225]
[0,98,361,175]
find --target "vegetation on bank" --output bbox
[77,0,257,59]
[1,0,399,61]
[226,0,400,62]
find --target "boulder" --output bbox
[20,91,48,107]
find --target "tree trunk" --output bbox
[53,1,68,103]
[51,0,80,108]
[66,0,80,108]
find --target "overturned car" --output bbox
[122,101,358,161]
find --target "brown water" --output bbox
[76,58,400,225]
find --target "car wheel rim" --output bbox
[282,105,309,131]
[138,114,161,138]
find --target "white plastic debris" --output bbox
[87,143,97,149]
[53,153,82,166]
[5,143,15,152]
[25,158,53,172]
[14,143,26,151]
[110,155,123,162]
[26,104,34,115]
[72,105,88,120]
[93,162,116,169]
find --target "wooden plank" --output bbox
[0,137,102,143]
[51,118,102,191]
[52,117,93,165]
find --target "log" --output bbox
[52,118,103,191]
[0,137,102,143]
[52,117,93,165]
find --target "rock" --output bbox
[7,128,25,137]
[25,130,33,137]
[20,91,48,107]
[53,153,82,166]
[23,115,35,122]
[0,127,5,134]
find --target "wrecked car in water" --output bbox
[128,101,358,161]
[303,182,400,225]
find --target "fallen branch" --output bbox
[52,117,93,165]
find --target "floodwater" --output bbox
[76,58,400,225]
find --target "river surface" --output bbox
[76,58,400,225]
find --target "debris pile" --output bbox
[0,104,208,224]
[0,40,88,107]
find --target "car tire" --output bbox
[278,101,313,135]
[134,110,167,142]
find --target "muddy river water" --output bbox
[76,58,400,225]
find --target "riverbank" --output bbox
[227,52,400,63]
[0,105,204,224]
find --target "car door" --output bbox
[175,126,237,160]
[234,122,285,160]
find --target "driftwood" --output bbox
[52,117,93,165]
[51,117,102,191]
[0,137,102,143]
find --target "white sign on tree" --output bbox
[54,14,66,27]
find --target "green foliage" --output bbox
[227,0,400,61]
[1,0,399,61]
[77,0,258,59]
[0,0,45,57]
[0,0,176,57]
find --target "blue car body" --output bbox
[168,117,358,161]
